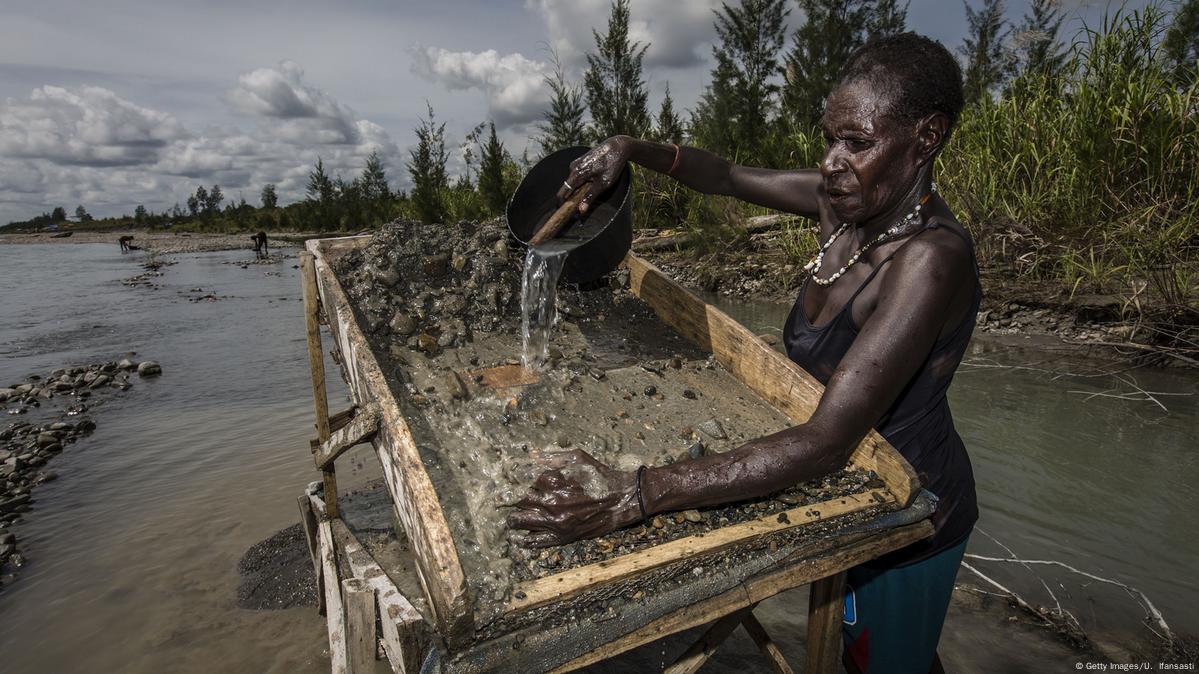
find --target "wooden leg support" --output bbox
[664,606,755,674]
[342,578,378,673]
[741,611,796,674]
[805,571,847,674]
[301,252,338,518]
[298,494,326,615]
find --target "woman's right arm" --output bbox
[559,135,823,219]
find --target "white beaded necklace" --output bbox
[805,183,937,287]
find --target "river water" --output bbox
[0,243,1194,673]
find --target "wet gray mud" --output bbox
[332,220,887,628]
[236,524,317,610]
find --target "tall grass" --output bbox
[939,5,1198,315]
[634,5,1197,316]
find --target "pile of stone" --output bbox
[0,357,162,587]
[334,218,523,358]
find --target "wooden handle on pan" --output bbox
[528,181,590,247]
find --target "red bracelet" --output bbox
[667,143,682,176]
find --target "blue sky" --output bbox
[0,0,1152,223]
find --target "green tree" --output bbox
[866,0,908,38]
[51,206,67,221]
[583,0,652,140]
[478,122,511,216]
[186,194,199,217]
[653,84,685,144]
[1014,0,1065,77]
[407,103,449,224]
[536,54,589,155]
[74,205,93,222]
[134,204,147,223]
[781,0,869,129]
[205,184,224,214]
[358,151,390,202]
[1163,0,1199,82]
[194,185,208,216]
[307,159,335,204]
[692,0,789,162]
[260,183,278,209]
[960,0,1015,104]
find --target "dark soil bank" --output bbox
[236,523,317,610]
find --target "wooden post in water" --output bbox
[301,252,338,518]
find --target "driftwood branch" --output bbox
[963,553,1174,643]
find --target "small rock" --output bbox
[643,385,657,396]
[422,254,450,277]
[389,313,417,336]
[687,440,706,460]
[117,358,137,370]
[651,516,664,529]
[682,509,703,523]
[417,334,439,356]
[445,372,468,400]
[89,374,111,389]
[682,389,698,400]
[137,361,162,377]
[697,418,727,440]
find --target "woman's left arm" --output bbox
[508,235,972,545]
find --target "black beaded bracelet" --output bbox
[635,465,648,522]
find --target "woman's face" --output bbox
[819,79,922,224]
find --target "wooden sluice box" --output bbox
[298,234,935,674]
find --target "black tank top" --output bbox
[783,218,980,566]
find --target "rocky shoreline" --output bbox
[0,357,162,588]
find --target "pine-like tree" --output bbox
[866,0,908,38]
[583,0,652,141]
[307,159,335,204]
[407,103,449,225]
[205,184,224,214]
[358,151,391,202]
[74,205,93,222]
[781,0,869,129]
[691,0,789,163]
[536,55,589,155]
[1014,0,1065,77]
[51,206,67,221]
[1163,0,1199,83]
[960,0,1015,103]
[260,183,278,209]
[134,204,147,223]
[478,122,511,217]
[653,84,685,144]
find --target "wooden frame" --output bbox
[303,236,932,670]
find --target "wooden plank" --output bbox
[308,239,473,647]
[805,572,847,674]
[330,518,432,674]
[318,519,348,674]
[663,606,754,674]
[509,489,889,613]
[315,403,381,470]
[328,406,360,434]
[302,251,339,518]
[741,612,796,674]
[622,253,921,506]
[299,494,326,615]
[549,522,931,672]
[342,578,377,674]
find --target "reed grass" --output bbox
[634,4,1198,318]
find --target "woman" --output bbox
[508,33,978,674]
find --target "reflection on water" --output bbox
[0,245,1193,674]
[0,244,362,674]
[703,290,1199,640]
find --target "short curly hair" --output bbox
[836,32,964,142]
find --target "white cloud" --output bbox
[525,0,723,70]
[0,65,404,221]
[0,85,187,166]
[410,47,551,128]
